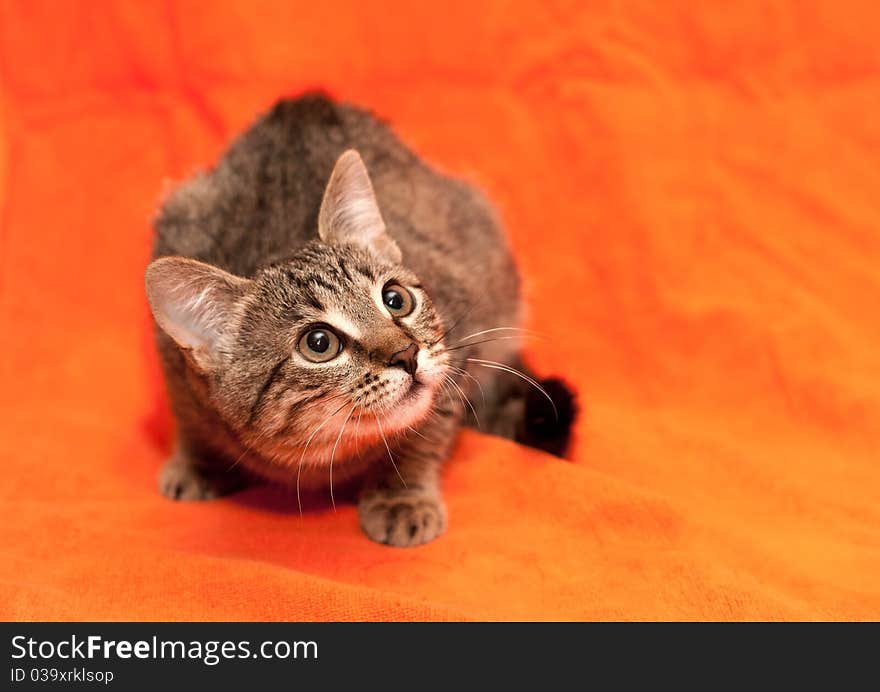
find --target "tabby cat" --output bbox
[146,94,575,547]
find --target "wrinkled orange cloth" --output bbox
[1,1,878,621]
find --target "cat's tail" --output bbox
[514,375,578,458]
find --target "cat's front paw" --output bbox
[159,458,232,501]
[358,489,447,547]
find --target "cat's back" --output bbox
[154,95,361,275]
[153,94,514,288]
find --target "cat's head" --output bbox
[145,150,451,467]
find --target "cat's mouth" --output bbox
[351,376,435,434]
[401,379,427,404]
[260,375,442,470]
[379,377,427,412]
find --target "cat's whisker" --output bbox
[437,379,457,413]
[405,424,433,442]
[439,335,527,353]
[230,390,351,477]
[466,357,558,421]
[228,406,297,473]
[430,299,481,347]
[328,402,358,512]
[275,389,352,443]
[353,408,364,460]
[448,326,544,347]
[234,391,345,471]
[443,373,480,428]
[425,410,444,428]
[279,390,352,447]
[296,398,352,517]
[381,398,409,444]
[416,402,445,429]
[375,406,406,489]
[448,365,485,405]
[227,431,264,473]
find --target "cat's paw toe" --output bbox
[158,460,224,501]
[358,490,447,547]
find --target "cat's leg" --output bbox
[158,436,249,501]
[358,395,461,547]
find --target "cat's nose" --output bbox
[388,343,419,377]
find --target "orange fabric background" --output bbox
[1,1,878,620]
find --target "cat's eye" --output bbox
[382,283,415,317]
[298,327,342,363]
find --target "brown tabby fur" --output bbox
[146,94,572,547]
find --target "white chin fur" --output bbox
[263,362,448,470]
[358,380,437,438]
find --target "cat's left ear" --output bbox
[318,149,402,264]
[145,257,252,371]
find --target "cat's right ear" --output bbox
[318,149,402,264]
[145,257,251,369]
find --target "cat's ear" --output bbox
[318,149,402,264]
[145,257,251,369]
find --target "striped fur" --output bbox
[146,94,572,547]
